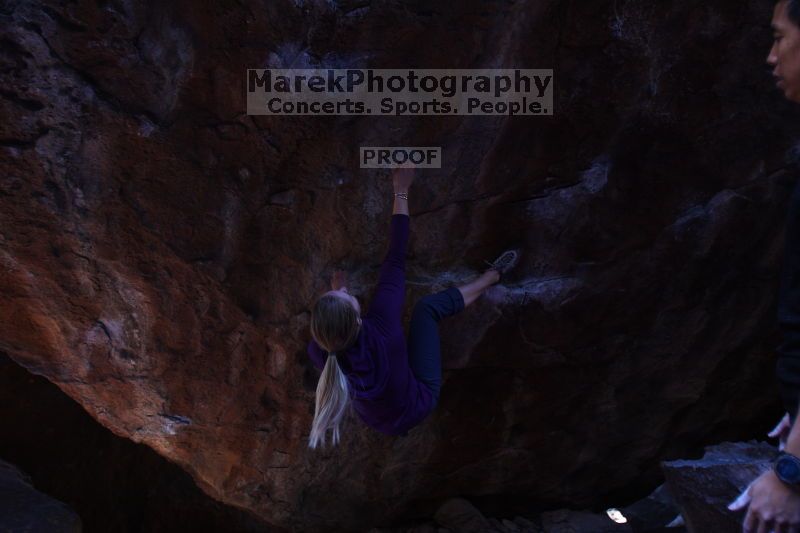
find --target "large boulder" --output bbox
[0,0,795,530]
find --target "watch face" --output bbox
[777,456,800,484]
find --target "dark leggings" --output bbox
[407,286,466,407]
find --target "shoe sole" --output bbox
[485,250,520,279]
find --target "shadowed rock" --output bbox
[0,458,81,532]
[0,0,797,530]
[662,441,777,533]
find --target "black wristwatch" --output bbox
[774,452,800,488]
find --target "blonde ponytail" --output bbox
[308,294,361,449]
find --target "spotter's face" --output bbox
[768,0,800,102]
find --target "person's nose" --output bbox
[767,42,778,67]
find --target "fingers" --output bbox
[730,483,753,511]
[768,413,791,452]
[742,512,775,533]
[780,427,789,451]
[391,162,416,174]
[769,414,790,438]
[744,507,758,532]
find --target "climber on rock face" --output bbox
[727,1,800,531]
[305,163,520,448]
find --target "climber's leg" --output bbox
[407,287,465,406]
[455,269,499,307]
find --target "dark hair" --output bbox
[788,0,800,27]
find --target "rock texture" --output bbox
[369,497,631,533]
[0,0,798,530]
[0,458,81,532]
[616,484,681,533]
[662,441,778,533]
[0,352,272,532]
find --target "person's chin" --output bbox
[783,84,800,103]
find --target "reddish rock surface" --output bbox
[0,352,270,532]
[0,0,798,530]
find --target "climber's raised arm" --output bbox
[365,165,415,334]
[391,163,413,216]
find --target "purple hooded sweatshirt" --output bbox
[307,213,435,436]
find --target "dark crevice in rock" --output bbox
[0,352,273,533]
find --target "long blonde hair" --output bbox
[308,293,361,449]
